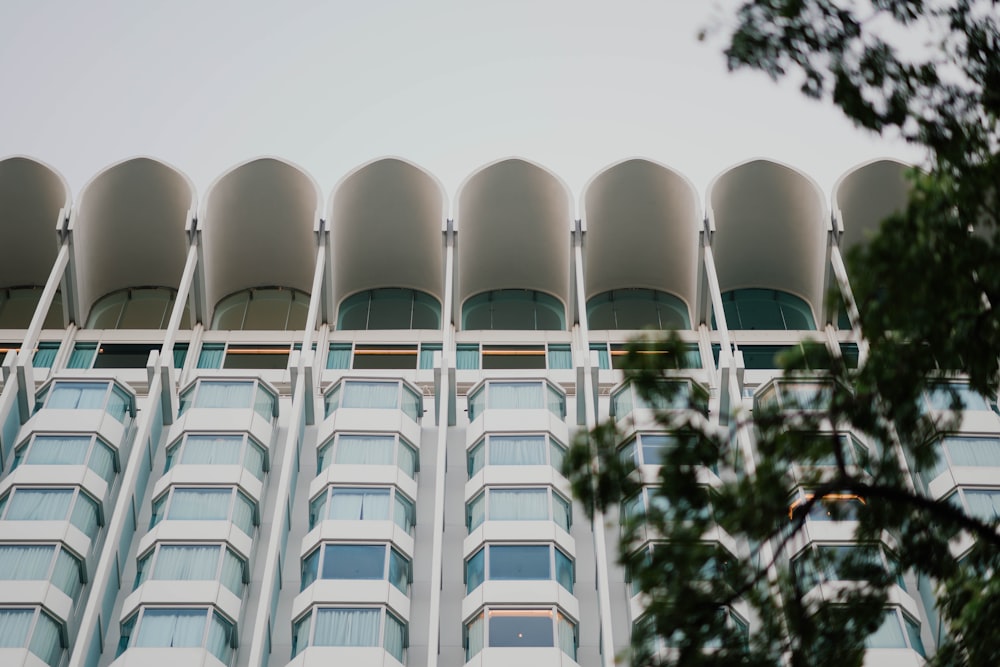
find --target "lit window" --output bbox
[178,379,277,422]
[465,544,574,594]
[12,434,117,483]
[165,433,267,480]
[337,288,441,330]
[0,607,65,667]
[467,434,566,478]
[788,490,866,522]
[301,543,411,594]
[716,288,816,330]
[462,289,566,331]
[0,486,101,536]
[467,380,566,421]
[318,433,418,479]
[309,486,415,534]
[466,487,572,533]
[35,381,134,423]
[211,287,309,331]
[587,288,691,330]
[291,606,407,662]
[118,607,235,663]
[135,544,247,595]
[86,287,190,329]
[323,380,423,422]
[150,487,257,536]
[464,607,577,660]
[0,544,84,597]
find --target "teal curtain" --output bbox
[89,440,116,482]
[313,608,380,646]
[456,344,480,370]
[0,609,33,647]
[556,548,574,592]
[172,344,188,369]
[590,343,610,370]
[70,493,100,536]
[197,343,225,369]
[489,382,543,410]
[548,344,572,369]
[221,549,245,594]
[7,488,73,520]
[206,613,234,664]
[24,435,90,466]
[135,609,206,648]
[32,342,59,368]
[67,343,97,369]
[384,612,406,661]
[0,545,54,580]
[326,343,352,369]
[419,343,441,369]
[52,549,82,597]
[30,611,63,667]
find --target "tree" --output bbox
[565,2,1000,665]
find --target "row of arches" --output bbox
[0,155,911,332]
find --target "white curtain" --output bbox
[465,613,484,660]
[398,442,417,478]
[558,614,577,658]
[467,494,486,530]
[490,489,548,521]
[52,549,82,597]
[291,615,312,656]
[490,436,546,466]
[196,381,253,410]
[384,612,406,662]
[946,437,1000,467]
[154,545,219,580]
[489,382,543,410]
[467,441,485,478]
[232,493,255,535]
[552,494,571,530]
[965,490,1000,521]
[313,608,380,646]
[336,435,395,466]
[206,613,234,664]
[0,609,33,647]
[169,489,231,521]
[25,436,90,465]
[89,441,116,482]
[70,494,100,536]
[29,611,63,666]
[0,545,53,579]
[328,489,390,520]
[135,609,206,648]
[394,494,414,532]
[182,435,243,466]
[343,381,399,409]
[865,611,906,649]
[47,383,107,409]
[244,442,266,479]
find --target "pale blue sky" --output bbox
[0,0,921,206]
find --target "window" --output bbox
[135,544,247,595]
[32,342,60,368]
[178,379,277,422]
[337,288,441,330]
[784,432,871,473]
[467,434,565,478]
[754,381,832,413]
[466,487,572,532]
[165,433,267,480]
[464,607,577,660]
[12,434,117,483]
[323,380,423,422]
[632,607,748,654]
[467,381,566,421]
[211,287,309,331]
[865,608,926,656]
[590,341,703,370]
[318,433,418,479]
[196,343,296,370]
[791,544,903,591]
[0,607,65,667]
[465,544,573,593]
[150,487,257,536]
[587,288,691,330]
[326,343,442,371]
[291,606,407,662]
[118,607,236,664]
[922,436,1000,486]
[945,487,1000,522]
[611,379,704,420]
[0,544,84,597]
[301,543,411,594]
[922,383,994,412]
[462,289,566,331]
[737,343,832,371]
[621,486,714,527]
[0,487,101,536]
[788,490,867,522]
[0,286,62,329]
[716,288,816,330]
[87,287,190,329]
[453,344,575,371]
[35,380,134,423]
[626,543,734,596]
[309,486,415,534]
[619,433,716,474]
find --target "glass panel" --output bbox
[555,549,574,592]
[401,385,422,422]
[590,343,611,370]
[301,548,320,590]
[23,435,91,466]
[153,545,221,581]
[326,343,352,369]
[490,435,546,466]
[866,611,907,649]
[419,343,441,369]
[206,613,234,664]
[398,440,418,478]
[490,545,550,579]
[70,493,100,535]
[465,613,484,660]
[558,613,577,658]
[135,608,207,648]
[313,608,381,646]
[177,434,244,466]
[547,384,566,418]
[964,489,1000,521]
[384,612,406,662]
[342,381,399,409]
[30,611,63,667]
[488,381,543,409]
[326,488,391,521]
[0,609,33,647]
[53,549,83,597]
[194,381,253,409]
[489,610,554,647]
[462,289,565,330]
[47,382,108,409]
[904,614,926,656]
[490,489,548,521]
[338,288,441,330]
[548,344,572,369]
[388,548,410,593]
[945,437,1000,467]
[322,544,386,579]
[254,385,276,421]
[291,614,311,657]
[32,342,59,368]
[6,488,73,520]
[466,548,485,593]
[468,440,485,478]
[89,440,116,482]
[0,545,55,580]
[221,549,245,594]
[197,343,225,369]
[718,288,817,331]
[467,493,486,531]
[587,288,691,330]
[394,493,415,533]
[243,290,293,330]
[468,386,485,421]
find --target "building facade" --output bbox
[0,154,967,667]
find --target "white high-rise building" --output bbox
[0,154,960,667]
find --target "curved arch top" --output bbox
[329,157,447,315]
[72,157,196,326]
[201,157,323,326]
[707,159,828,328]
[455,158,573,329]
[0,156,70,289]
[581,158,700,328]
[834,159,912,253]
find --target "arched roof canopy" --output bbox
[581,158,700,328]
[455,158,573,330]
[329,158,446,323]
[707,159,828,329]
[0,156,69,289]
[201,158,322,327]
[834,159,911,254]
[71,157,195,325]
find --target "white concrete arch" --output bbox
[454,157,574,329]
[707,158,829,326]
[581,158,701,328]
[0,156,70,289]
[70,156,196,325]
[833,158,912,253]
[328,157,447,316]
[200,157,323,326]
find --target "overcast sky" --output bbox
[0,0,922,208]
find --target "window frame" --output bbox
[465,486,572,533]
[34,380,135,423]
[149,486,259,536]
[463,606,578,660]
[466,380,567,422]
[177,378,278,422]
[464,543,574,594]
[323,379,424,422]
[164,432,268,480]
[300,542,412,594]
[317,432,419,478]
[134,542,248,595]
[117,606,237,663]
[290,605,408,662]
[0,606,66,667]
[0,485,103,536]
[467,433,566,478]
[12,432,119,483]
[308,485,416,534]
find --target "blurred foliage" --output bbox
[564,2,1000,665]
